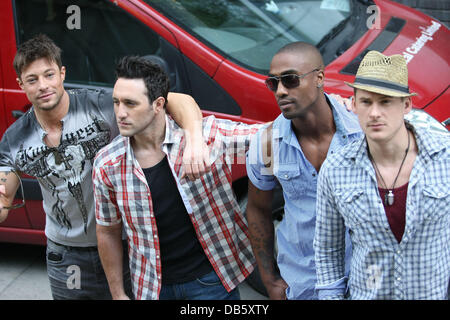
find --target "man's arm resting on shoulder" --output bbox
[97,222,129,300]
[328,93,353,112]
[166,92,210,180]
[0,171,20,223]
[247,181,288,300]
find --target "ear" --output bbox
[403,96,412,115]
[152,96,166,114]
[60,66,66,81]
[16,77,24,90]
[316,69,324,88]
[351,94,357,113]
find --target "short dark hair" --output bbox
[13,34,62,79]
[115,56,169,107]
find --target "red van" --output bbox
[0,0,448,249]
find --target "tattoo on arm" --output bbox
[249,220,278,277]
[1,172,10,182]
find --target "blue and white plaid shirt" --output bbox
[314,121,449,300]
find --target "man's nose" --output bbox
[368,104,382,118]
[275,80,289,97]
[37,77,49,91]
[115,103,127,119]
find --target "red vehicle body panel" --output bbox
[326,0,450,123]
[0,0,448,245]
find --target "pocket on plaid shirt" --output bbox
[422,184,449,221]
[336,188,371,229]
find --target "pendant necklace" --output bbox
[38,118,63,164]
[368,130,410,206]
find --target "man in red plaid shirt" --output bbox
[92,56,261,300]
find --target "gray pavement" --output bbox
[0,243,50,300]
[0,242,267,300]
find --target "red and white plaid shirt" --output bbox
[93,115,261,300]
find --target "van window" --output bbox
[148,0,352,73]
[14,0,162,87]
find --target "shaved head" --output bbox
[275,42,324,70]
[269,41,327,119]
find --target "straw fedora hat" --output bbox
[345,50,417,97]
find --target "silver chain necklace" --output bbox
[368,130,410,206]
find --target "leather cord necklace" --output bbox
[37,118,63,164]
[368,130,410,206]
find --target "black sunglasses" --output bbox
[265,68,320,92]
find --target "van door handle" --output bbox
[12,110,25,119]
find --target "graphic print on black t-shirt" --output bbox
[14,114,110,232]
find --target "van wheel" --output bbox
[238,187,284,297]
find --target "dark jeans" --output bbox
[46,239,133,300]
[158,270,241,300]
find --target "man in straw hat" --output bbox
[314,50,449,299]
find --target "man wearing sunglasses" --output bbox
[246,41,362,299]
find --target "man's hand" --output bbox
[265,277,289,300]
[166,93,211,180]
[113,293,131,300]
[329,93,353,112]
[181,128,211,180]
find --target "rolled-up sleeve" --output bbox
[92,161,122,226]
[0,134,16,172]
[209,116,262,166]
[246,126,277,191]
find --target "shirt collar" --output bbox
[273,93,362,143]
[162,114,179,146]
[407,121,447,159]
[33,95,72,143]
[125,114,177,164]
[326,93,361,137]
[344,120,447,163]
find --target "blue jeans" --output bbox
[46,239,133,300]
[158,270,241,300]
